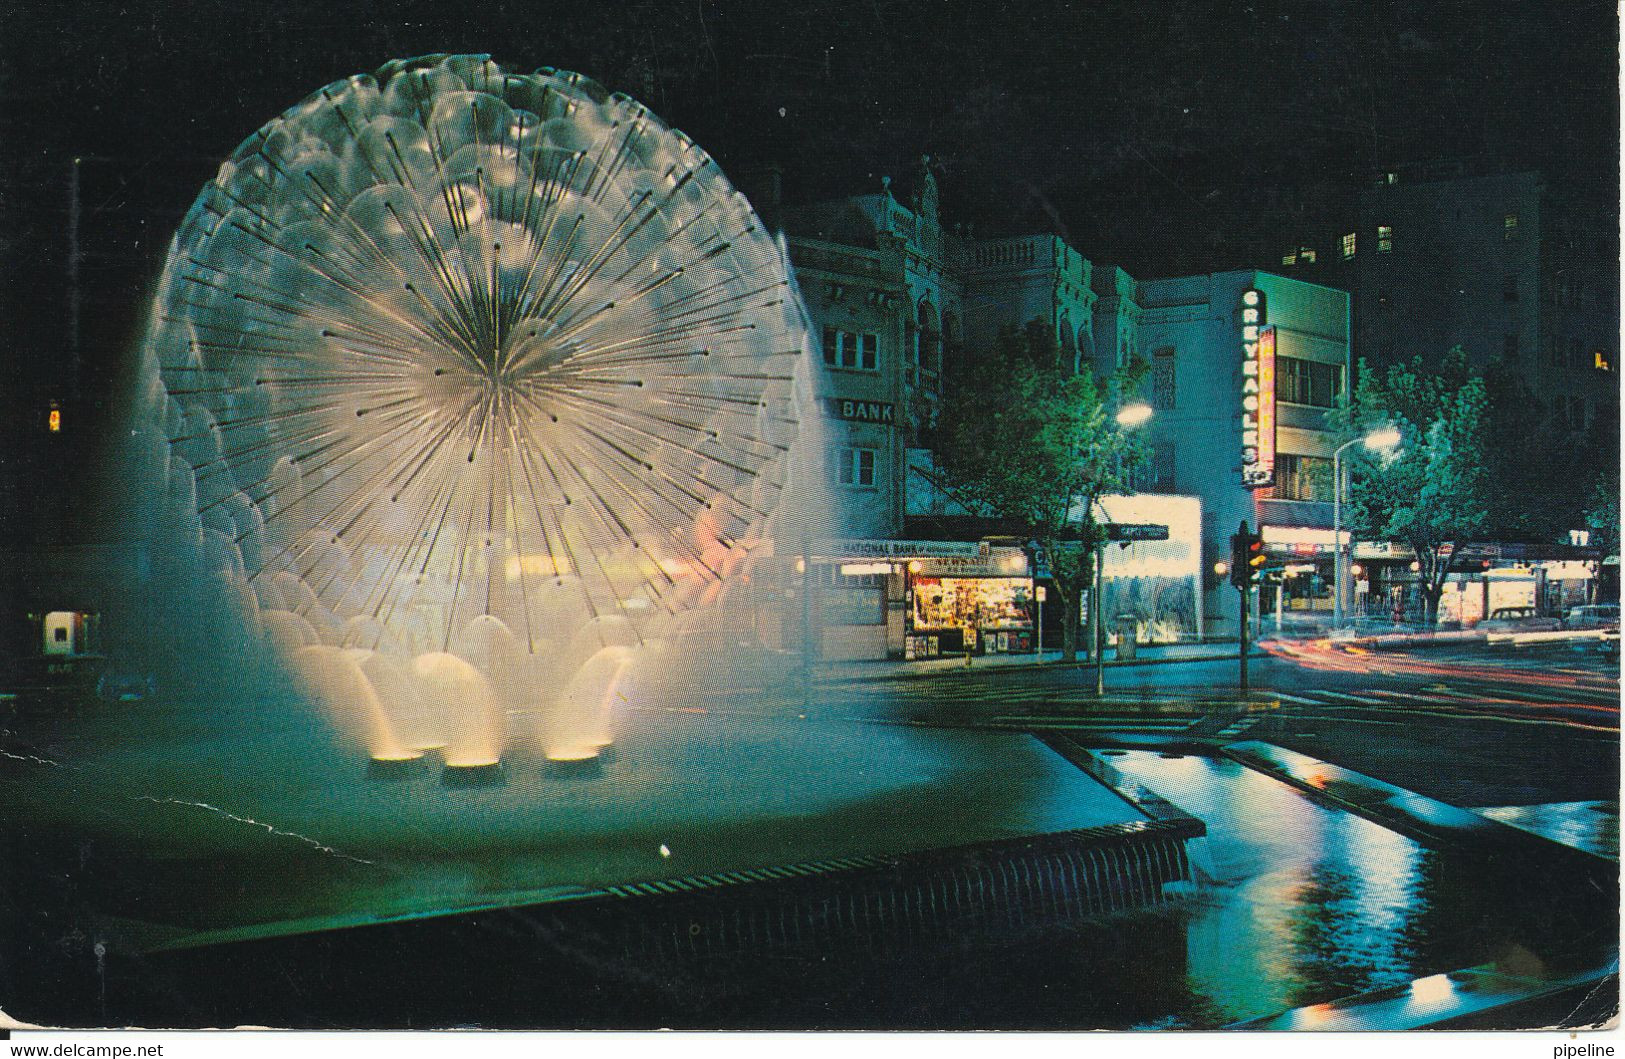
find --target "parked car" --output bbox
[1563,603,1621,631]
[1478,607,1562,633]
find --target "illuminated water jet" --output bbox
[130,53,827,771]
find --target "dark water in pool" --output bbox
[11,750,1615,1029]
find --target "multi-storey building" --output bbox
[1286,165,1619,438]
[779,158,1102,540]
[759,158,1362,653]
[1135,271,1352,633]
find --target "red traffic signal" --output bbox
[1230,522,1266,587]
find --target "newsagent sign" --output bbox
[1240,289,1276,488]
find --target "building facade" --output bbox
[1285,165,1619,441]
[765,159,1359,653]
[1137,271,1352,634]
[780,159,1108,542]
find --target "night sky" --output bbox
[0,0,1617,532]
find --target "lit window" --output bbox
[1595,350,1613,372]
[1504,213,1519,241]
[837,446,877,488]
[1341,232,1356,259]
[1282,251,1298,266]
[1377,225,1392,252]
[1299,247,1317,264]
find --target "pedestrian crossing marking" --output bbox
[1314,690,1393,705]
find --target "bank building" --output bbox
[747,159,1353,661]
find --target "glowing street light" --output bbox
[1334,427,1402,628]
[1361,426,1402,451]
[1115,402,1154,428]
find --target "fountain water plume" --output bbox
[122,54,833,775]
[290,645,420,764]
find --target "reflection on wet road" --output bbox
[1094,749,1608,1027]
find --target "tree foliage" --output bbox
[928,320,1146,659]
[1584,466,1620,559]
[1334,348,1493,619]
[1479,361,1611,543]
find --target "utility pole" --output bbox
[1092,537,1106,695]
[1239,577,1250,691]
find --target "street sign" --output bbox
[1106,523,1169,542]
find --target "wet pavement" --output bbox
[1474,801,1619,860]
[1075,747,1615,1027]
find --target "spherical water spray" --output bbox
[133,55,813,779]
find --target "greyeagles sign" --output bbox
[1240,289,1276,488]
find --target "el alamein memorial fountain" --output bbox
[2,55,1611,1031]
[133,53,818,780]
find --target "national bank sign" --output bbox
[1240,289,1276,488]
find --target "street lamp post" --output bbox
[1332,427,1402,629]
[1091,401,1154,694]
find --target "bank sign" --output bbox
[1240,289,1276,488]
[823,397,896,424]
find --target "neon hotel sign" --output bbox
[1240,289,1276,488]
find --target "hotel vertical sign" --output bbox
[1240,289,1276,488]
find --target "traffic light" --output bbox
[1229,522,1266,587]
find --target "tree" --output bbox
[1584,470,1620,558]
[1334,348,1493,623]
[928,320,1146,661]
[1479,360,1603,543]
